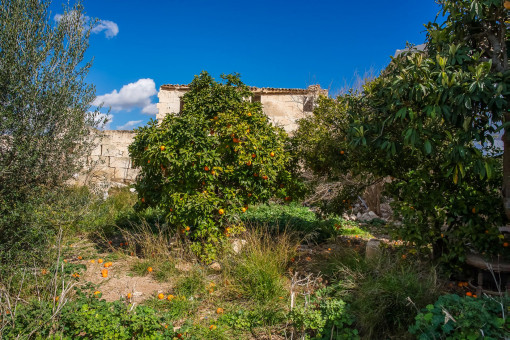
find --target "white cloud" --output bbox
[54,12,119,39]
[93,78,158,115]
[142,103,158,115]
[117,120,142,130]
[91,19,119,38]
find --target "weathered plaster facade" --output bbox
[157,84,327,133]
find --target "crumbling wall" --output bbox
[70,130,139,191]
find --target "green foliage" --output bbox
[289,285,359,340]
[0,0,104,202]
[222,228,294,305]
[129,72,304,261]
[409,293,509,339]
[145,295,199,322]
[2,289,174,339]
[218,305,287,334]
[219,309,265,331]
[241,202,371,241]
[174,268,206,297]
[322,249,440,339]
[293,0,510,264]
[291,95,376,216]
[175,320,230,340]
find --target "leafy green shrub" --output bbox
[129,72,304,261]
[218,305,287,334]
[292,0,510,267]
[409,294,509,339]
[2,290,174,339]
[289,284,359,340]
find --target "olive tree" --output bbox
[0,0,103,260]
[0,0,103,202]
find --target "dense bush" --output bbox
[129,72,304,261]
[289,284,359,339]
[1,289,174,339]
[322,249,440,339]
[292,0,510,266]
[409,293,509,339]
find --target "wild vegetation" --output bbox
[1,0,510,339]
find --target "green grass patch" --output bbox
[241,202,372,241]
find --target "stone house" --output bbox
[75,84,327,190]
[157,84,327,133]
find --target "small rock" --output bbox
[209,262,221,271]
[175,262,192,272]
[129,188,137,193]
[365,239,382,260]
[231,239,247,254]
[359,211,380,222]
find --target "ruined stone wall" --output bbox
[73,85,327,191]
[260,94,311,133]
[156,85,327,134]
[71,130,139,190]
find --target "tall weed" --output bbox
[221,227,298,305]
[323,248,441,339]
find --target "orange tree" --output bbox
[294,1,510,267]
[129,72,304,261]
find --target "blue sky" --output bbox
[50,0,442,130]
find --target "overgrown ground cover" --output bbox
[1,187,507,339]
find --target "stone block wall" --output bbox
[156,84,327,134]
[260,94,311,133]
[70,130,139,190]
[72,84,327,192]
